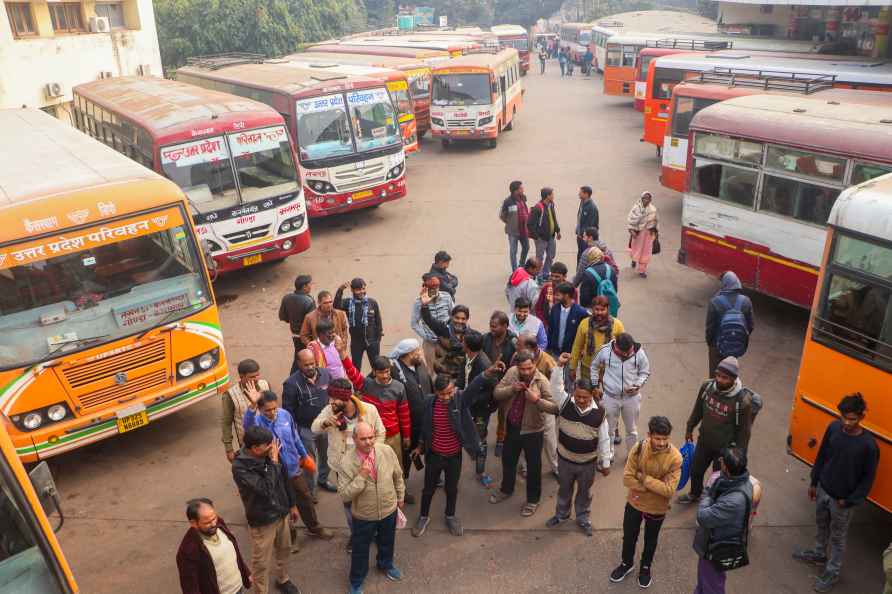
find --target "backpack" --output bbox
[735,388,762,425]
[526,203,543,239]
[715,294,750,358]
[586,265,620,317]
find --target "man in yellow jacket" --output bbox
[569,296,625,383]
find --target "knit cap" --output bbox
[716,356,739,377]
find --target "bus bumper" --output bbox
[305,177,407,217]
[214,230,311,274]
[432,128,498,140]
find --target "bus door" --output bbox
[499,73,507,124]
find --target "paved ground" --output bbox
[54,60,890,593]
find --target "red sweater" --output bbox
[343,357,411,440]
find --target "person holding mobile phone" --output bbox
[410,273,454,375]
[221,358,270,462]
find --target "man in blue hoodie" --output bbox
[705,271,755,377]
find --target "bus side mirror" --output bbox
[28,461,64,533]
[200,239,218,282]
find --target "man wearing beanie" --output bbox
[678,356,757,504]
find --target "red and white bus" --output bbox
[177,57,407,218]
[559,22,594,64]
[321,36,480,58]
[679,94,892,307]
[633,40,733,110]
[491,25,531,75]
[72,76,310,274]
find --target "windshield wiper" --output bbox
[47,335,110,357]
[137,304,198,340]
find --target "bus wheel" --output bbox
[441,139,450,149]
[488,138,498,149]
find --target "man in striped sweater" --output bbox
[542,353,611,536]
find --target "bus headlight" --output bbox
[387,163,404,180]
[47,404,68,422]
[278,215,305,234]
[178,360,195,378]
[177,349,221,380]
[198,352,214,370]
[23,412,43,430]
[11,402,72,432]
[308,180,336,194]
[478,115,494,127]
[431,117,444,127]
[205,239,223,253]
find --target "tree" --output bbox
[492,0,565,27]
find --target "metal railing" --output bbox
[185,53,266,70]
[687,67,836,94]
[647,38,732,51]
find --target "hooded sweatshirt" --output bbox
[686,377,754,451]
[705,271,755,346]
[693,471,753,558]
[505,267,540,311]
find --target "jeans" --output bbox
[500,423,544,503]
[535,237,557,278]
[474,412,491,474]
[814,485,855,575]
[694,556,726,594]
[602,394,642,461]
[689,441,723,499]
[560,61,566,76]
[297,426,329,494]
[350,511,397,588]
[539,59,546,74]
[555,457,596,523]
[576,237,588,268]
[350,333,380,372]
[508,233,530,272]
[420,451,462,517]
[622,503,666,568]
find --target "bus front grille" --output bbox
[447,119,475,128]
[76,369,169,410]
[62,340,167,388]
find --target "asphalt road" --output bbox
[53,60,890,594]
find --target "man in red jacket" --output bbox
[176,498,252,594]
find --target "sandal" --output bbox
[489,491,511,504]
[521,502,539,517]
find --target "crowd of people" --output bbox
[174,181,881,594]
[537,37,594,77]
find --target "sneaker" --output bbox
[676,493,700,504]
[319,481,338,493]
[639,272,648,278]
[404,493,416,505]
[344,538,352,554]
[494,442,503,458]
[609,563,634,583]
[545,515,568,528]
[793,548,829,566]
[613,434,622,446]
[379,565,402,582]
[578,521,593,537]
[412,516,430,538]
[813,571,839,593]
[275,580,302,594]
[445,515,464,536]
[309,526,334,540]
[347,586,363,594]
[638,566,652,588]
[478,473,494,487]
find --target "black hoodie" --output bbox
[231,449,295,527]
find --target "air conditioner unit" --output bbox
[45,82,64,99]
[99,71,114,79]
[137,64,151,76]
[89,16,110,33]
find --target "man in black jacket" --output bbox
[389,338,434,484]
[463,331,495,486]
[528,187,561,279]
[334,278,384,370]
[482,311,516,458]
[575,186,599,265]
[429,251,459,298]
[279,274,315,375]
[231,426,301,594]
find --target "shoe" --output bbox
[521,502,539,517]
[275,580,301,594]
[639,272,648,278]
[578,521,593,537]
[609,563,634,583]
[344,538,352,554]
[347,585,363,594]
[309,526,333,540]
[638,566,652,588]
[793,548,829,566]
[379,565,402,582]
[319,481,338,493]
[478,473,494,487]
[545,515,568,528]
[676,493,700,504]
[813,571,839,593]
[445,515,464,536]
[613,434,622,446]
[494,442,503,458]
[404,493,416,505]
[489,491,511,504]
[631,261,637,269]
[412,516,430,538]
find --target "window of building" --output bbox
[6,2,35,37]
[693,160,759,208]
[50,2,85,33]
[759,175,841,225]
[96,2,124,28]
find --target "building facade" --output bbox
[1,0,162,120]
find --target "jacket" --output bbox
[534,282,578,328]
[811,420,879,507]
[509,313,547,350]
[420,304,468,380]
[483,331,516,368]
[546,302,588,355]
[579,261,619,309]
[334,287,383,346]
[419,373,496,457]
[429,264,459,298]
[531,349,557,380]
[278,291,315,336]
[693,472,753,557]
[344,356,411,440]
[705,272,755,346]
[500,194,529,237]
[544,365,611,467]
[221,379,270,452]
[575,198,599,236]
[390,359,433,445]
[231,450,296,528]
[527,200,560,240]
[686,378,754,451]
[590,341,650,399]
[569,317,625,381]
[411,293,454,342]
[505,267,540,311]
[338,442,406,521]
[624,439,683,515]
[176,517,251,594]
[464,352,494,417]
[300,309,350,348]
[311,395,385,482]
[282,368,331,429]
[243,408,307,478]
[493,366,554,434]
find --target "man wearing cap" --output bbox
[429,250,459,298]
[677,356,756,504]
[389,338,433,486]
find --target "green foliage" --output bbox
[697,0,718,19]
[492,0,565,27]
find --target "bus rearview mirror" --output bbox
[28,461,64,533]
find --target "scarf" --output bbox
[347,297,369,328]
[586,314,614,356]
[515,195,530,240]
[627,199,658,232]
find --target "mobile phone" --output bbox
[412,452,425,471]
[427,287,438,298]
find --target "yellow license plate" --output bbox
[352,190,374,201]
[243,254,263,267]
[452,130,469,135]
[116,410,149,433]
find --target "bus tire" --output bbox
[441,139,450,149]
[488,138,498,149]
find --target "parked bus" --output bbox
[290,52,434,137]
[430,48,523,149]
[679,94,892,307]
[559,22,593,64]
[305,43,450,63]
[177,57,407,217]
[278,59,418,153]
[491,24,531,75]
[321,36,479,58]
[0,423,77,592]
[788,172,892,513]
[0,109,228,462]
[632,40,733,109]
[72,77,310,274]
[591,22,623,72]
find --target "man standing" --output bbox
[300,291,349,349]
[429,251,459,298]
[335,278,384,371]
[389,339,433,485]
[483,310,517,459]
[339,422,406,594]
[279,274,315,375]
[516,334,558,478]
[500,181,531,272]
[177,498,251,594]
[610,416,682,588]
[793,393,879,593]
[678,357,755,505]
[590,333,651,463]
[462,331,496,486]
[538,46,547,74]
[490,351,555,517]
[509,297,547,351]
[283,350,334,495]
[570,296,625,383]
[534,262,571,326]
[231,426,301,594]
[575,186,599,265]
[692,448,753,594]
[505,258,541,311]
[527,187,561,279]
[543,354,610,537]
[705,271,755,376]
[221,359,270,462]
[419,295,471,381]
[306,320,346,379]
[410,273,455,373]
[546,282,587,358]
[573,226,616,285]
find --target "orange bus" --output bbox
[72,76,311,274]
[430,48,523,149]
[0,109,229,462]
[632,40,732,110]
[788,172,892,513]
[491,24,531,74]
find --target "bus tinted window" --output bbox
[760,176,840,226]
[637,55,655,81]
[161,137,237,210]
[820,273,892,369]
[606,47,620,67]
[653,68,683,99]
[672,97,717,138]
[693,161,758,208]
[833,235,892,281]
[766,146,846,182]
[852,162,892,185]
[622,46,636,67]
[432,74,491,106]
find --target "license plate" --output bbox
[116,405,149,433]
[452,130,469,135]
[352,190,374,201]
[243,254,263,267]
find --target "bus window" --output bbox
[432,74,491,106]
[851,162,892,185]
[759,176,841,225]
[766,146,846,182]
[693,161,758,208]
[346,88,401,153]
[821,275,892,366]
[606,46,621,67]
[653,68,683,99]
[295,93,354,162]
[160,137,238,210]
[622,46,636,67]
[695,133,762,165]
[227,126,299,202]
[0,477,63,592]
[672,97,718,139]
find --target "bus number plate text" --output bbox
[352,190,374,201]
[243,254,263,267]
[116,409,149,433]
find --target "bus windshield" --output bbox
[432,74,491,106]
[638,55,656,81]
[407,72,431,99]
[226,126,299,202]
[296,93,355,162]
[161,137,238,211]
[346,88,402,153]
[0,210,210,370]
[579,31,591,45]
[388,86,414,118]
[671,97,718,138]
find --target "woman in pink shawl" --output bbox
[627,191,658,278]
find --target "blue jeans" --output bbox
[508,234,530,272]
[350,511,397,588]
[297,426,329,493]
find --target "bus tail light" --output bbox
[177,348,220,380]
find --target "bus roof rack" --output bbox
[596,20,624,28]
[185,53,266,70]
[692,67,836,94]
[648,38,732,51]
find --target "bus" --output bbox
[305,43,450,63]
[430,48,523,149]
[679,94,892,307]
[632,40,733,109]
[277,58,419,153]
[559,22,593,64]
[71,77,311,274]
[0,109,229,462]
[289,52,434,138]
[176,57,407,218]
[0,423,77,592]
[321,36,479,58]
[491,24,531,75]
[788,172,892,513]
